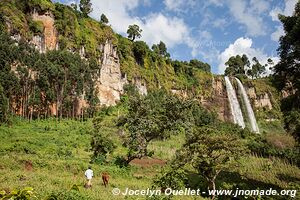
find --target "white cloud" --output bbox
[141,13,189,48]
[212,18,228,29]
[90,0,190,48]
[249,0,269,14]
[227,1,267,36]
[271,26,284,41]
[269,0,297,41]
[206,0,224,7]
[270,0,298,21]
[218,37,279,74]
[163,0,196,12]
[164,0,185,11]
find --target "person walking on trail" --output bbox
[84,166,93,188]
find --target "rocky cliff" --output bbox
[95,40,127,106]
[247,87,273,110]
[31,10,58,52]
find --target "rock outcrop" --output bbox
[31,10,58,52]
[201,77,232,122]
[247,87,273,110]
[132,78,148,96]
[95,40,127,106]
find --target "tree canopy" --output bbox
[100,13,109,24]
[79,0,92,17]
[127,24,142,41]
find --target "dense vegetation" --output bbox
[0,0,300,199]
[0,30,99,122]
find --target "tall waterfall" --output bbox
[235,78,260,133]
[224,76,245,128]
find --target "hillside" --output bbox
[1,0,300,200]
[0,0,282,124]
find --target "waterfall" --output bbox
[224,76,245,128]
[235,78,260,133]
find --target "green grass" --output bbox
[0,117,299,199]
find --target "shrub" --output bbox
[0,187,36,200]
[265,133,295,150]
[46,190,88,200]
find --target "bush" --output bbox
[265,133,296,150]
[153,167,187,190]
[0,187,36,200]
[248,134,300,166]
[46,190,89,200]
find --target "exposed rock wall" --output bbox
[201,77,232,122]
[31,10,58,52]
[95,40,127,106]
[132,78,148,96]
[246,87,273,110]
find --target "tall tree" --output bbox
[127,24,142,41]
[79,0,93,17]
[247,57,266,79]
[100,13,109,24]
[274,2,300,93]
[274,1,300,141]
[175,127,247,199]
[224,54,249,76]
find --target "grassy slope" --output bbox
[0,112,299,199]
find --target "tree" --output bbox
[91,115,116,163]
[117,90,216,164]
[0,85,8,123]
[100,14,109,24]
[273,1,300,141]
[132,41,149,65]
[189,59,211,72]
[247,57,266,79]
[224,54,249,76]
[79,0,93,17]
[70,3,77,11]
[152,41,170,58]
[175,126,247,199]
[127,24,142,41]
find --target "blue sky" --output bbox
[54,0,298,74]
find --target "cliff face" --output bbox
[201,77,232,122]
[247,87,273,110]
[95,40,127,106]
[1,1,279,119]
[31,10,58,52]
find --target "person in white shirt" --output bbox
[84,166,93,188]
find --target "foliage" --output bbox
[152,41,170,58]
[189,59,211,72]
[0,85,8,123]
[0,29,98,120]
[0,187,35,200]
[100,13,108,24]
[174,126,248,194]
[153,167,187,190]
[225,54,249,76]
[46,190,89,200]
[117,89,217,164]
[132,41,149,65]
[127,24,142,41]
[79,0,92,17]
[273,1,300,142]
[247,57,266,79]
[91,115,117,163]
[247,134,300,166]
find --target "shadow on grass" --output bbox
[185,170,289,200]
[276,173,300,184]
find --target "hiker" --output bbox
[84,166,93,188]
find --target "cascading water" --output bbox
[235,78,260,133]
[224,76,245,128]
